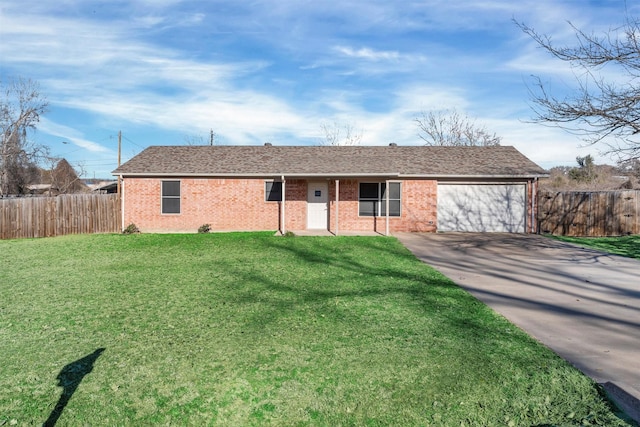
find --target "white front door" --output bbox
[307,182,328,229]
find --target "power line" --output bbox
[121,135,145,149]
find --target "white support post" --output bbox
[335,179,340,236]
[385,179,390,236]
[120,177,125,232]
[281,176,286,235]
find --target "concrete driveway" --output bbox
[396,232,640,422]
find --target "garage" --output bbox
[437,183,527,233]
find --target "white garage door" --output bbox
[437,183,526,233]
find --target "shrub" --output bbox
[283,231,296,237]
[122,223,140,234]
[198,224,211,234]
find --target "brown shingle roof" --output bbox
[113,145,548,178]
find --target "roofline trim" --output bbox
[401,173,549,179]
[114,172,548,179]
[113,172,401,177]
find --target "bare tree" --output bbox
[414,109,501,146]
[320,121,363,146]
[183,134,207,146]
[183,129,218,146]
[0,78,49,196]
[44,157,87,195]
[619,158,640,179]
[540,156,633,190]
[517,16,640,161]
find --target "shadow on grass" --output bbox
[552,235,640,260]
[43,348,105,427]
[221,236,520,344]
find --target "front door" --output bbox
[307,181,328,229]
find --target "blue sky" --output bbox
[0,0,636,178]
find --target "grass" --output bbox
[0,232,634,426]
[550,235,640,260]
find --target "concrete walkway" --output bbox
[396,232,640,422]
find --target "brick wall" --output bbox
[328,179,437,233]
[124,178,281,232]
[123,177,438,233]
[283,179,307,231]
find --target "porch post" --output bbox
[120,177,125,232]
[335,179,339,236]
[385,179,390,236]
[281,176,286,235]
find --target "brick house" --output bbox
[112,144,548,234]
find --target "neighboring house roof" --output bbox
[39,158,89,193]
[113,145,548,178]
[27,184,53,195]
[28,184,53,191]
[90,181,118,193]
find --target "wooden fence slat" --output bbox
[538,190,640,237]
[0,194,121,240]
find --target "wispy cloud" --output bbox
[334,46,400,61]
[0,0,634,177]
[38,118,112,154]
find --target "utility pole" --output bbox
[210,129,214,146]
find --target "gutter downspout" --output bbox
[120,176,125,232]
[281,176,286,235]
[335,179,339,236]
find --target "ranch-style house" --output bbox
[112,144,548,235]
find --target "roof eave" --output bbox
[114,172,549,179]
[401,173,549,179]
[113,172,402,178]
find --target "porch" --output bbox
[276,229,387,237]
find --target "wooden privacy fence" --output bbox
[0,194,121,239]
[538,190,639,236]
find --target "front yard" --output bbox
[551,235,640,260]
[0,233,633,426]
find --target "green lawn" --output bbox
[551,235,640,260]
[0,233,633,426]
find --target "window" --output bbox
[359,182,401,217]
[162,180,180,214]
[265,181,282,201]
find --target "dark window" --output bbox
[359,182,379,199]
[358,182,401,217]
[162,181,180,214]
[265,181,282,201]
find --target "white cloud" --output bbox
[38,118,112,154]
[392,85,471,115]
[334,46,400,61]
[505,46,577,79]
[483,117,612,167]
[1,0,632,178]
[131,15,167,28]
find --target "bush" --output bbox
[122,223,140,234]
[283,231,296,237]
[198,224,211,234]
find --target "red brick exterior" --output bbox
[122,177,539,234]
[122,177,439,233]
[123,178,280,233]
[327,179,437,233]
